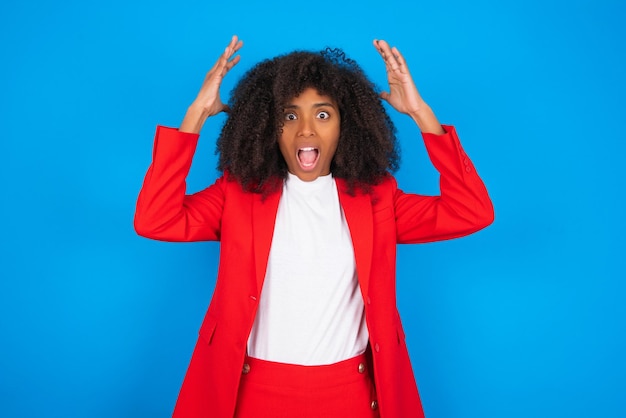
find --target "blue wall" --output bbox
[1,0,624,417]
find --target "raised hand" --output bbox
[373,39,443,134]
[180,35,243,133]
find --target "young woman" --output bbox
[135,35,494,418]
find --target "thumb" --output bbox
[379,91,390,102]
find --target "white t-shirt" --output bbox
[246,173,369,365]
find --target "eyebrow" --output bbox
[283,102,336,109]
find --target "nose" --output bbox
[297,116,315,137]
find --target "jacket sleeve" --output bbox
[394,125,494,244]
[134,126,225,242]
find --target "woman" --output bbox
[135,35,494,418]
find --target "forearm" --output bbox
[421,125,493,231]
[134,127,224,242]
[395,125,494,243]
[179,103,211,134]
[135,127,198,237]
[408,103,445,135]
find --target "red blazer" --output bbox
[135,125,494,418]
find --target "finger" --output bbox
[391,46,406,65]
[390,46,408,73]
[373,39,392,73]
[205,45,232,77]
[373,39,382,54]
[223,35,239,58]
[206,54,224,76]
[225,36,244,59]
[223,54,241,73]
[379,91,390,102]
[383,44,401,71]
[231,38,244,54]
[373,39,389,55]
[213,37,243,78]
[373,39,390,63]
[374,39,400,72]
[222,38,243,73]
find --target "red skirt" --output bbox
[234,352,380,418]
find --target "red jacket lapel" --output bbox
[251,178,373,301]
[336,179,373,301]
[252,189,281,294]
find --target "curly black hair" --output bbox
[216,48,400,195]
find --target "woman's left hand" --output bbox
[374,39,444,134]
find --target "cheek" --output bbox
[328,129,341,156]
[321,121,340,141]
[328,142,339,161]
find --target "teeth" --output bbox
[299,147,317,151]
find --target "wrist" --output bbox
[409,105,444,135]
[179,104,209,134]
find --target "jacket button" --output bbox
[358,363,365,373]
[367,296,371,305]
[242,363,251,374]
[375,343,380,352]
[371,400,378,410]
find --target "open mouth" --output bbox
[297,147,320,170]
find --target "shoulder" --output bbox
[370,173,398,197]
[219,171,283,199]
[335,173,398,196]
[374,174,397,190]
[335,174,398,207]
[369,174,398,206]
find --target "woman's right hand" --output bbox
[180,35,243,134]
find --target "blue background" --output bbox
[1,0,624,417]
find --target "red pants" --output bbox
[234,352,380,418]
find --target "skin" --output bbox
[179,35,445,176]
[278,89,341,181]
[372,39,444,135]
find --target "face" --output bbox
[278,88,341,182]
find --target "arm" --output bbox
[134,36,243,241]
[180,36,243,133]
[134,127,229,242]
[393,125,494,243]
[373,39,444,135]
[373,40,493,243]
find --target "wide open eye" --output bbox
[317,111,330,120]
[284,112,297,121]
